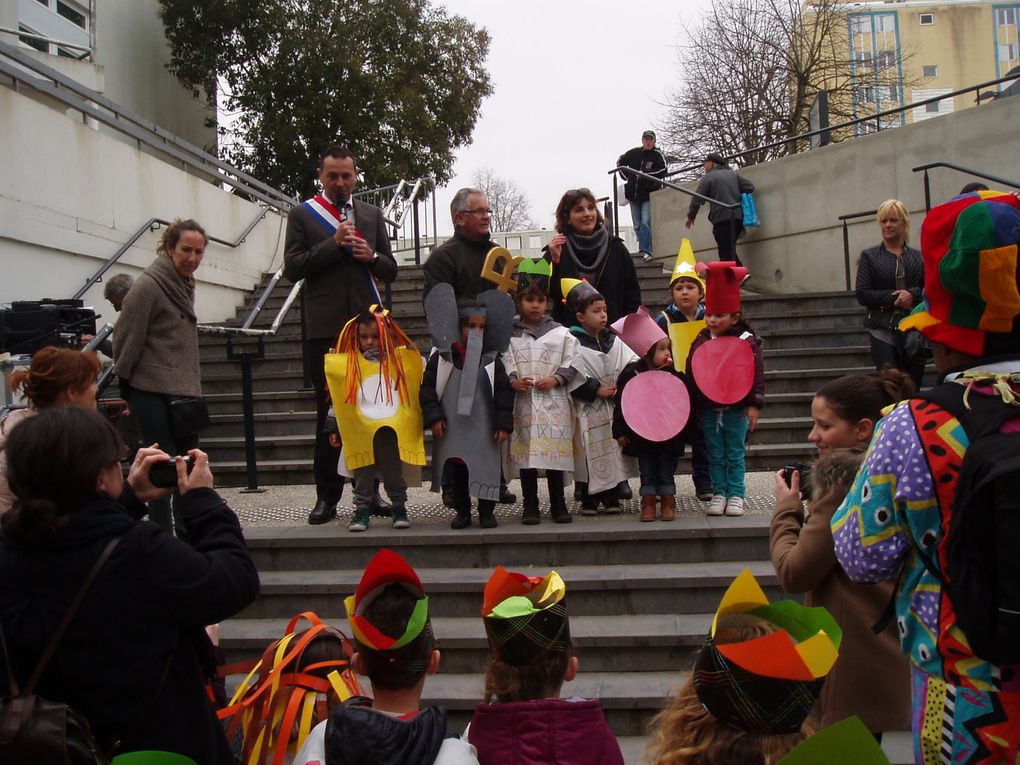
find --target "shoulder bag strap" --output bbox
[23,536,122,694]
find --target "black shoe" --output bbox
[498,488,516,505]
[548,472,572,524]
[521,504,541,525]
[371,491,392,517]
[450,508,471,530]
[307,500,337,525]
[617,481,633,500]
[478,501,498,529]
[441,487,456,508]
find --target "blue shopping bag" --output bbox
[741,192,760,227]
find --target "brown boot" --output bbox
[660,494,677,521]
[640,495,657,522]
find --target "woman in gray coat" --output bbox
[114,218,207,535]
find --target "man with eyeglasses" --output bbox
[423,187,500,306]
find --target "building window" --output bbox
[56,1,87,30]
[505,236,522,250]
[528,235,542,249]
[998,8,1016,26]
[919,13,935,26]
[925,101,940,112]
[18,26,48,52]
[923,65,938,78]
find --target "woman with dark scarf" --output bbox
[547,188,641,325]
[113,218,207,537]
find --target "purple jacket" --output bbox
[468,698,623,765]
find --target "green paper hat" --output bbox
[517,255,553,298]
[482,566,570,665]
[777,716,890,765]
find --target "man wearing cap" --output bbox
[617,130,667,261]
[831,192,1020,762]
[685,153,755,266]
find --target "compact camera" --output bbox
[782,463,813,501]
[149,456,193,488]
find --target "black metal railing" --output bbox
[837,209,878,292]
[913,162,1020,212]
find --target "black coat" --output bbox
[854,244,924,330]
[617,146,667,202]
[549,237,641,326]
[422,231,499,307]
[0,488,260,763]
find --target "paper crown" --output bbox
[343,549,431,652]
[693,569,842,735]
[898,191,1020,356]
[697,261,748,315]
[561,278,603,317]
[516,255,553,297]
[482,566,570,665]
[609,306,668,357]
[776,716,890,765]
[669,239,705,290]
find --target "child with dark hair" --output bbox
[420,289,515,530]
[564,279,637,514]
[294,549,478,765]
[466,567,623,765]
[504,257,579,524]
[611,308,690,521]
[324,307,426,532]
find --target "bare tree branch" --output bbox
[472,167,538,233]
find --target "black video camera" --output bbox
[0,299,97,355]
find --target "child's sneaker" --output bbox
[391,506,410,529]
[601,496,622,514]
[580,500,598,516]
[706,495,727,516]
[725,497,745,517]
[348,507,371,532]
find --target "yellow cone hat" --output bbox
[670,239,704,290]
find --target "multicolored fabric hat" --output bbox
[561,278,603,318]
[669,239,705,290]
[516,254,553,298]
[697,261,748,315]
[898,191,1020,356]
[344,549,431,653]
[482,566,570,666]
[609,306,668,357]
[693,569,842,735]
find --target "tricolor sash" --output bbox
[302,194,382,304]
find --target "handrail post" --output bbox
[842,220,852,292]
[227,335,266,493]
[612,179,620,240]
[412,197,421,266]
[923,170,932,213]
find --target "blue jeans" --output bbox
[700,407,749,498]
[630,199,652,255]
[637,452,678,496]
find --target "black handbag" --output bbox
[168,396,210,441]
[0,537,120,765]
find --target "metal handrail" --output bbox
[609,165,738,260]
[0,27,91,58]
[197,266,303,337]
[912,162,1020,211]
[72,207,273,300]
[0,40,296,210]
[664,72,1020,177]
[837,209,879,291]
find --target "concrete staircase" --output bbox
[199,257,876,487]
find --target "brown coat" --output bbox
[113,254,202,398]
[769,449,911,732]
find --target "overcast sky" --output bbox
[429,0,714,235]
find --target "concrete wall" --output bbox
[652,93,1020,294]
[0,85,285,324]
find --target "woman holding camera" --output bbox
[769,370,913,736]
[0,407,259,763]
[114,218,208,536]
[1,346,102,516]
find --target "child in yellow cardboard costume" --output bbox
[324,306,425,531]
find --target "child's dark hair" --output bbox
[483,648,572,703]
[355,312,377,328]
[575,292,606,316]
[815,368,915,425]
[355,583,435,691]
[458,302,487,328]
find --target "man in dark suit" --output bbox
[284,146,398,524]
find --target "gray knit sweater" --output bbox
[113,254,202,398]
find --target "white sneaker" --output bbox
[641,251,653,262]
[706,495,727,516]
[725,497,745,516]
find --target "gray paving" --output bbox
[222,471,782,528]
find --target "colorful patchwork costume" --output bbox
[832,191,1020,764]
